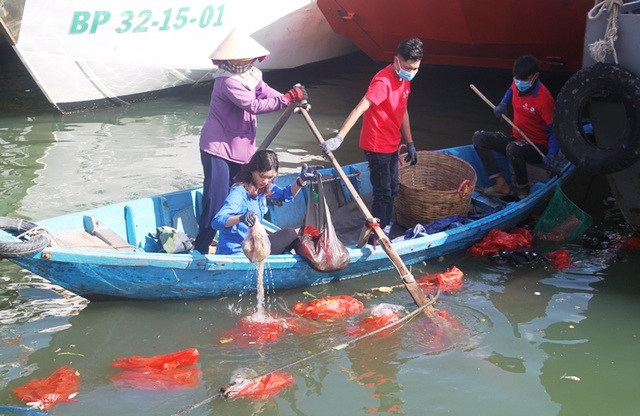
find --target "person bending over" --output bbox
[212,150,315,255]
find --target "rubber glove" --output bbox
[405,142,418,165]
[239,210,257,227]
[299,163,316,182]
[283,84,307,103]
[321,135,343,154]
[493,102,508,120]
[542,153,556,167]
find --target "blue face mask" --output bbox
[514,78,533,92]
[395,57,419,81]
[398,68,418,81]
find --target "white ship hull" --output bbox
[0,0,355,112]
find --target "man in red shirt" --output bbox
[472,55,558,199]
[321,38,423,231]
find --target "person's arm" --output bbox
[336,96,371,139]
[212,187,246,229]
[321,97,371,153]
[401,109,413,144]
[224,78,288,115]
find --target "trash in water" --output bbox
[292,295,364,320]
[12,366,79,411]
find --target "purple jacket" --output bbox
[199,67,289,164]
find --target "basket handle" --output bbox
[457,179,472,199]
[397,143,408,166]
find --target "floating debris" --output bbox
[560,373,581,381]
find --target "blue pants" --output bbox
[194,151,241,254]
[364,150,399,229]
[472,131,546,189]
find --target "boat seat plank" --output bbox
[83,216,136,252]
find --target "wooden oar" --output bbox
[258,103,298,151]
[469,84,546,158]
[299,107,433,311]
[258,84,307,151]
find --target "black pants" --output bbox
[472,131,546,188]
[268,228,298,254]
[364,150,399,228]
[194,151,241,254]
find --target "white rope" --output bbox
[588,0,624,64]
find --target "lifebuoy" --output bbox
[554,63,640,174]
[0,217,50,258]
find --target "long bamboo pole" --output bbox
[469,84,546,158]
[299,108,433,312]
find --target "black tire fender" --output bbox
[0,217,50,258]
[554,63,640,174]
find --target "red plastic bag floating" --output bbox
[224,371,295,400]
[111,348,200,391]
[292,295,364,320]
[347,303,405,336]
[620,236,640,250]
[547,249,574,270]
[112,347,199,371]
[406,310,464,353]
[218,313,312,346]
[417,266,464,293]
[12,365,79,411]
[111,367,200,391]
[469,228,533,256]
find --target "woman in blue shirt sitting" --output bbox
[212,149,315,255]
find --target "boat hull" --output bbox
[0,0,355,113]
[317,0,593,72]
[3,146,574,300]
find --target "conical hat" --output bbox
[208,28,270,61]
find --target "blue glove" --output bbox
[542,153,556,167]
[299,163,316,182]
[493,102,508,120]
[404,142,418,165]
[239,210,257,227]
[321,135,343,154]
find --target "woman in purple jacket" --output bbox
[194,28,307,254]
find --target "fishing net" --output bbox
[533,185,592,242]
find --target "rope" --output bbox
[172,290,441,416]
[588,0,624,64]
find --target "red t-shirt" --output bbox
[510,82,555,146]
[359,65,411,153]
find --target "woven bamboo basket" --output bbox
[395,151,477,228]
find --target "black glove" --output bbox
[239,210,257,227]
[283,84,308,103]
[299,163,316,182]
[493,102,508,120]
[404,142,418,165]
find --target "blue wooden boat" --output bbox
[0,145,574,300]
